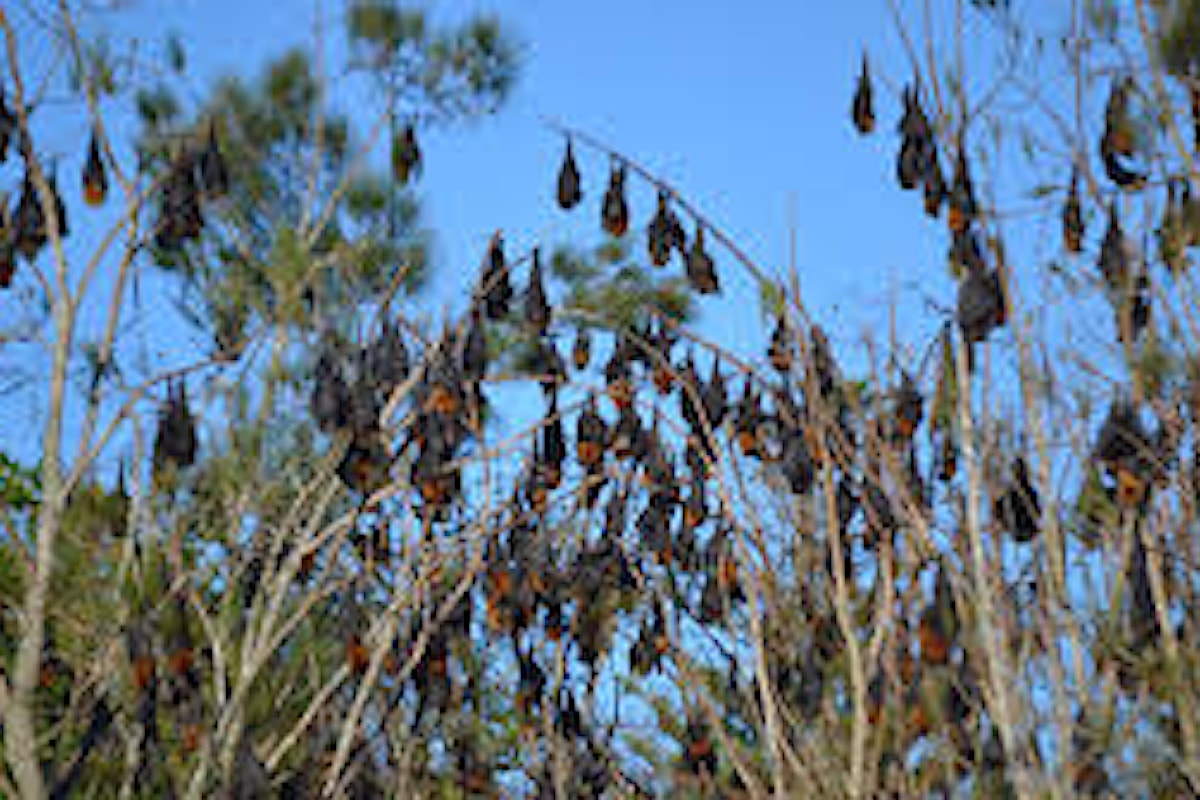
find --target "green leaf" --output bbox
[134,83,180,128]
[759,280,784,317]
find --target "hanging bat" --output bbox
[1098,202,1128,291]
[918,565,957,666]
[1128,534,1158,649]
[0,238,14,288]
[995,456,1040,542]
[735,377,761,456]
[12,172,46,260]
[1062,168,1084,253]
[768,314,792,373]
[572,326,592,370]
[923,151,946,218]
[604,344,634,410]
[82,128,108,206]
[947,145,977,235]
[575,396,606,469]
[701,356,727,428]
[602,160,629,237]
[897,135,924,191]
[542,395,566,488]
[556,137,582,210]
[647,190,678,267]
[365,321,410,394]
[1115,269,1152,345]
[337,434,390,494]
[1100,81,1146,189]
[48,169,69,239]
[686,225,720,294]
[198,120,229,198]
[956,262,1005,346]
[153,379,198,474]
[1104,79,1135,155]
[894,372,924,440]
[525,246,551,336]
[311,347,351,433]
[1192,83,1200,155]
[392,123,422,186]
[852,55,875,135]
[951,227,986,275]
[896,86,932,191]
[482,235,513,320]
[155,152,204,251]
[461,306,488,383]
[782,432,814,494]
[0,88,14,163]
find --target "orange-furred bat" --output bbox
[82,129,108,206]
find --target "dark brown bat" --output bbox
[462,306,488,383]
[392,123,421,186]
[956,264,1005,345]
[481,235,513,320]
[155,152,204,251]
[575,395,606,468]
[919,565,957,666]
[735,377,761,456]
[1063,168,1084,253]
[686,224,720,294]
[768,313,792,373]
[923,150,946,218]
[947,145,977,235]
[647,189,681,267]
[12,172,46,259]
[556,137,582,210]
[311,346,351,433]
[0,88,14,163]
[572,326,592,370]
[1192,83,1200,154]
[525,247,551,335]
[701,356,727,429]
[198,120,229,198]
[896,86,932,191]
[153,380,198,472]
[995,456,1040,542]
[0,236,15,288]
[602,159,630,237]
[894,372,924,440]
[852,54,875,135]
[1100,80,1146,189]
[1098,202,1128,291]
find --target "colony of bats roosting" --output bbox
[0,30,1194,796]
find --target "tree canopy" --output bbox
[2,1,1200,799]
